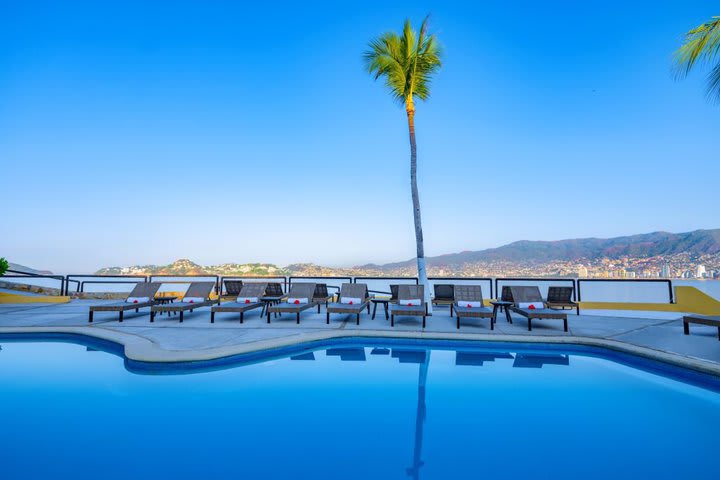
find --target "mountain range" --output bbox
[94,229,720,276]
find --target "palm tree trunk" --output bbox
[407,100,432,312]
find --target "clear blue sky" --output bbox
[2,0,718,273]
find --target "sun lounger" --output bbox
[150,282,217,322]
[326,283,371,325]
[88,282,161,322]
[266,283,318,324]
[313,283,334,312]
[508,286,568,332]
[453,285,494,330]
[211,282,268,323]
[545,286,579,314]
[390,285,428,328]
[220,280,244,301]
[432,284,455,310]
[683,314,720,340]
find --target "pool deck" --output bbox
[1,300,719,376]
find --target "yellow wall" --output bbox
[579,286,720,316]
[0,292,70,304]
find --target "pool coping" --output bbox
[1,325,719,378]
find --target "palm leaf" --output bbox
[674,16,720,101]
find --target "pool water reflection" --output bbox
[0,339,718,480]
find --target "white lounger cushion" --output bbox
[126,297,150,304]
[287,297,309,305]
[518,302,544,310]
[237,296,259,304]
[402,299,422,306]
[459,301,483,308]
[183,297,205,304]
[341,297,362,305]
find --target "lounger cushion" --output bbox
[287,297,309,305]
[126,296,150,304]
[341,297,362,305]
[458,301,483,308]
[237,296,259,304]
[402,299,422,306]
[184,297,205,304]
[518,302,544,310]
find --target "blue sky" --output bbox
[2,0,718,273]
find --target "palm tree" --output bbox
[674,16,720,102]
[364,17,442,306]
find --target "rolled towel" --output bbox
[126,296,150,304]
[287,297,309,305]
[459,301,483,308]
[341,296,363,305]
[518,302,544,310]
[402,299,422,306]
[237,297,259,304]
[183,297,205,304]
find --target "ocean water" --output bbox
[0,339,718,480]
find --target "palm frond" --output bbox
[706,62,720,103]
[364,15,443,107]
[673,16,720,78]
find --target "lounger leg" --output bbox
[267,309,271,324]
[135,308,139,313]
[150,311,155,322]
[450,304,454,317]
[356,313,360,326]
[240,312,244,324]
[391,314,394,327]
[367,304,370,314]
[490,317,494,331]
[528,318,532,331]
[317,304,321,313]
[456,317,460,329]
[179,311,184,323]
[576,305,580,315]
[717,327,720,341]
[326,312,330,324]
[89,310,93,323]
[505,308,512,324]
[384,303,389,320]
[683,321,689,335]
[372,302,377,320]
[211,311,215,323]
[119,311,124,322]
[492,305,498,324]
[296,312,300,324]
[564,318,568,332]
[422,316,426,329]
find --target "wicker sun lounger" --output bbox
[508,286,568,332]
[390,285,428,328]
[211,283,268,324]
[432,284,455,309]
[313,283,334,313]
[683,314,720,340]
[326,283,371,325]
[453,285,494,330]
[545,286,579,315]
[220,280,244,301]
[88,282,161,323]
[266,283,318,324]
[150,282,217,322]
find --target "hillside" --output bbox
[379,229,720,269]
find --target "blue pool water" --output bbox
[0,338,718,480]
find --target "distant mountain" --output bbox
[94,229,720,277]
[377,229,720,269]
[7,262,53,275]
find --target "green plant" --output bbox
[0,257,8,276]
[674,16,720,102]
[364,16,442,307]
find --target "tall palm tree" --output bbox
[674,16,720,102]
[364,17,442,306]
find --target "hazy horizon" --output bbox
[3,1,719,273]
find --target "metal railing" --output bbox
[1,270,697,305]
[219,276,288,294]
[66,274,148,294]
[2,269,74,296]
[495,277,577,301]
[429,277,494,299]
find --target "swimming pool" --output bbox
[0,336,718,480]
